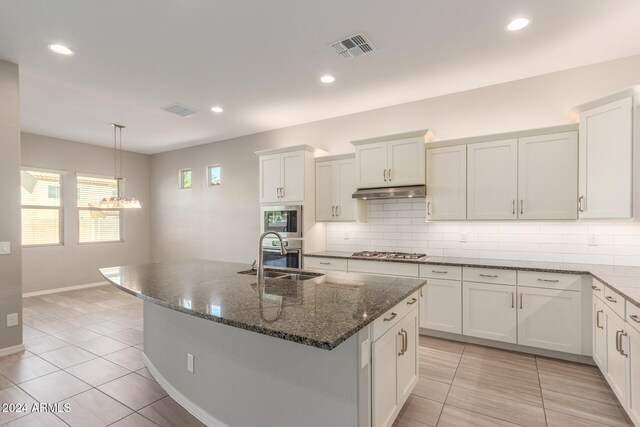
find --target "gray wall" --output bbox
[0,59,22,350]
[150,54,640,264]
[21,132,151,293]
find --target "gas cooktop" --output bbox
[351,251,427,260]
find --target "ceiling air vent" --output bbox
[330,32,375,59]
[162,103,198,117]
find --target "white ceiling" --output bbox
[1,1,639,154]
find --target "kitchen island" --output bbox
[100,259,425,427]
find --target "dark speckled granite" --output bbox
[305,251,640,309]
[99,259,425,350]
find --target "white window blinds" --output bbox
[21,170,63,246]
[77,175,122,243]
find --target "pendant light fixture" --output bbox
[98,124,141,209]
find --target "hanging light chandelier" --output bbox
[98,123,142,209]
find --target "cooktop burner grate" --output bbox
[352,251,427,260]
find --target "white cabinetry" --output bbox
[517,287,582,354]
[467,139,518,220]
[315,156,362,221]
[426,145,466,220]
[372,299,419,427]
[463,281,517,343]
[259,150,305,203]
[518,132,578,220]
[355,136,425,189]
[578,97,633,218]
[418,269,462,334]
[628,324,640,425]
[593,294,607,371]
[605,304,627,403]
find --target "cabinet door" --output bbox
[388,138,425,186]
[356,142,388,189]
[605,307,627,403]
[467,139,518,220]
[397,309,419,406]
[518,132,578,220]
[628,326,640,425]
[517,287,581,354]
[593,297,607,372]
[336,159,357,221]
[259,154,282,203]
[281,151,305,202]
[420,279,462,334]
[426,146,466,220]
[315,162,336,221]
[372,325,400,427]
[463,282,517,343]
[579,97,633,218]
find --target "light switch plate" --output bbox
[0,242,10,255]
[7,313,18,327]
[187,353,194,373]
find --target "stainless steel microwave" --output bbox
[260,205,302,239]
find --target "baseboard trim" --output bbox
[142,352,229,427]
[420,328,595,365]
[0,344,25,358]
[22,281,108,298]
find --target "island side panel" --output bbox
[143,301,361,427]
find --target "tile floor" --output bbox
[0,285,633,427]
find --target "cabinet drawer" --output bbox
[463,267,516,286]
[517,271,581,291]
[304,257,348,271]
[626,300,640,333]
[348,259,419,277]
[591,278,605,301]
[372,291,419,341]
[420,264,462,281]
[604,286,625,319]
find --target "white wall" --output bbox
[150,55,640,265]
[327,199,640,266]
[20,132,151,293]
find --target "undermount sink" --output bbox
[237,269,324,281]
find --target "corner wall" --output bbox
[20,132,151,293]
[0,59,22,350]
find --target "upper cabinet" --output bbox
[354,132,428,189]
[578,97,633,219]
[518,132,578,220]
[315,155,366,222]
[259,150,305,203]
[467,139,518,220]
[426,145,466,220]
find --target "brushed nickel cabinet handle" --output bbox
[407,297,417,305]
[398,330,405,356]
[512,200,516,215]
[606,296,617,303]
[319,262,331,265]
[578,196,585,212]
[331,205,335,217]
[596,310,603,329]
[384,312,397,322]
[520,200,524,215]
[388,169,392,182]
[592,285,601,291]
[384,169,388,182]
[420,287,423,297]
[630,314,640,323]
[615,330,622,353]
[537,278,560,283]
[432,270,448,274]
[511,292,515,308]
[402,329,408,353]
[479,274,498,278]
[427,201,431,216]
[620,331,628,357]
[519,293,523,309]
[336,205,341,216]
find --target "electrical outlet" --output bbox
[6,313,18,327]
[0,242,10,255]
[187,353,194,373]
[588,234,599,246]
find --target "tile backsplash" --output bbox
[325,199,640,266]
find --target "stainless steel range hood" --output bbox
[352,185,426,200]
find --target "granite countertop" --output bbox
[305,251,640,308]
[99,259,425,350]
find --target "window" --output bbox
[77,175,122,243]
[207,165,221,186]
[21,170,63,246]
[180,169,192,189]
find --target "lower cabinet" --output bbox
[628,325,640,425]
[463,282,517,344]
[593,295,607,371]
[419,279,462,334]
[605,305,627,404]
[517,287,582,354]
[372,307,418,427]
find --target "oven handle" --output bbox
[262,247,301,254]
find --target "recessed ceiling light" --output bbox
[210,106,224,113]
[47,43,74,56]
[320,75,335,84]
[507,18,530,31]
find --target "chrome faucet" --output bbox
[257,231,287,283]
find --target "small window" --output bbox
[207,165,221,186]
[180,169,192,189]
[21,170,64,246]
[77,175,122,244]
